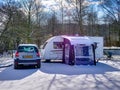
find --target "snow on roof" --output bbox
[104,47,120,50]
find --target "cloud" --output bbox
[41,0,60,12]
[39,0,102,14]
[82,0,102,6]
[41,0,56,7]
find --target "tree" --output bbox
[20,0,45,44]
[54,0,66,34]
[0,0,24,51]
[0,0,20,36]
[47,12,59,36]
[99,0,120,46]
[65,0,90,35]
[86,5,99,36]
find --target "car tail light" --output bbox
[15,51,19,57]
[15,61,18,65]
[36,52,40,57]
[37,60,40,64]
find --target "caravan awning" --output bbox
[62,36,93,45]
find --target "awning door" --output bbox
[74,44,94,65]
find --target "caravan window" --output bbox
[53,42,63,49]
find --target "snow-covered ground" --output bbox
[0,55,13,68]
[0,56,120,90]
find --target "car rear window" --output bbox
[18,46,38,52]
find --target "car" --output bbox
[14,44,41,69]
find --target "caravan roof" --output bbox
[45,36,63,42]
[45,35,93,46]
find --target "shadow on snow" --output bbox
[40,62,120,75]
[0,66,38,81]
[0,61,119,81]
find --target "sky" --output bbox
[0,0,104,23]
[41,0,103,16]
[0,0,102,13]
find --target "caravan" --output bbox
[41,35,103,65]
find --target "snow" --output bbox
[0,56,120,90]
[0,55,13,68]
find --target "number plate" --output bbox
[24,55,33,58]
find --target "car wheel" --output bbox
[37,63,41,68]
[14,65,18,69]
[14,62,19,69]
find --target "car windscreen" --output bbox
[18,46,38,52]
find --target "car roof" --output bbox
[18,44,38,47]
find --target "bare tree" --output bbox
[47,12,59,36]
[99,0,120,46]
[65,0,90,35]
[87,6,98,36]
[54,0,66,34]
[20,0,44,43]
[20,0,35,43]
[0,0,23,51]
[0,0,20,36]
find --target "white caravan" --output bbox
[40,35,103,64]
[41,36,63,61]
